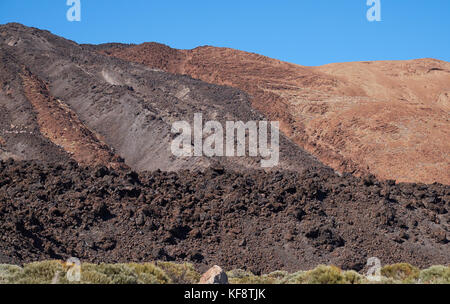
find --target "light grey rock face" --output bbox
[199,266,228,284]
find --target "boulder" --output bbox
[199,265,228,284]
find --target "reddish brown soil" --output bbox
[100,43,450,184]
[20,69,126,169]
[0,159,448,274]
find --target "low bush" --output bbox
[380,263,420,283]
[227,269,287,284]
[155,261,200,284]
[419,266,450,284]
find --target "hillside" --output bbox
[0,24,448,274]
[0,23,321,172]
[98,43,450,184]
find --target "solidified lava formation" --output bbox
[0,159,448,274]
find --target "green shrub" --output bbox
[0,265,24,284]
[343,270,366,284]
[279,266,358,284]
[381,263,420,283]
[80,269,112,284]
[156,262,200,284]
[15,261,65,284]
[281,271,308,284]
[76,263,170,284]
[303,265,348,284]
[265,271,289,282]
[419,266,450,284]
[227,269,285,284]
[81,263,138,284]
[127,263,171,284]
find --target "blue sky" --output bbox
[0,0,449,66]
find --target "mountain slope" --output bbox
[98,43,450,184]
[0,24,448,273]
[0,23,324,172]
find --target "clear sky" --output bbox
[0,0,449,66]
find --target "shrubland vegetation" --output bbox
[0,262,448,284]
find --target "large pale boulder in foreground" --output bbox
[199,266,228,284]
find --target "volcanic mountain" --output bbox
[0,23,323,172]
[97,42,450,185]
[0,24,448,273]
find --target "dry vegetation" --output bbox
[0,262,448,284]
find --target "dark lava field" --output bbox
[0,160,448,274]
